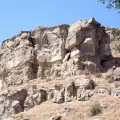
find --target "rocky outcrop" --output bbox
[24,87,47,111]
[106,66,120,82]
[0,32,38,88]
[52,76,96,103]
[0,17,119,88]
[0,88,27,120]
[0,85,47,120]
[0,17,120,120]
[0,76,96,120]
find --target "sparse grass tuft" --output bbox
[90,102,102,116]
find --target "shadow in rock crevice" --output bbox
[99,31,113,72]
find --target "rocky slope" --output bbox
[0,18,120,120]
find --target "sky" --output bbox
[0,0,120,44]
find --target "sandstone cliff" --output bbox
[0,18,120,120]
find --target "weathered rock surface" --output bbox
[48,116,62,120]
[0,76,96,119]
[0,17,119,88]
[0,88,27,120]
[0,18,120,120]
[106,66,120,82]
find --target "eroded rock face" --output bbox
[0,85,48,120]
[24,87,47,111]
[0,76,96,119]
[0,32,38,88]
[0,18,120,119]
[64,82,76,102]
[106,66,120,82]
[51,76,96,103]
[0,88,27,120]
[0,18,118,87]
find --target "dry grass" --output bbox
[10,75,120,120]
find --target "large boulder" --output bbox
[113,67,120,81]
[0,88,27,120]
[74,77,95,90]
[64,82,76,102]
[64,77,95,102]
[106,67,120,82]
[74,77,95,101]
[83,61,100,73]
[24,86,47,110]
[52,84,65,104]
[65,27,84,50]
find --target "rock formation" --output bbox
[0,18,120,120]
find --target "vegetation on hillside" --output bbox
[90,102,102,116]
[113,45,120,52]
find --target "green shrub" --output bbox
[113,45,120,52]
[112,28,120,37]
[90,102,102,116]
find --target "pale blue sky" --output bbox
[0,0,119,43]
